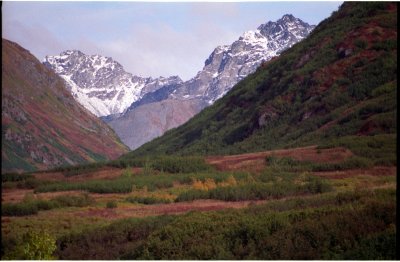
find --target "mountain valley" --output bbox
[45,14,315,150]
[1,2,397,260]
[129,2,397,157]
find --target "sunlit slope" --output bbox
[126,2,396,158]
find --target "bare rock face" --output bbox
[108,99,207,150]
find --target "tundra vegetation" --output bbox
[1,141,396,259]
[1,2,396,260]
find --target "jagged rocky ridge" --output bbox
[124,14,315,112]
[170,14,315,103]
[110,14,315,149]
[45,14,315,149]
[43,51,182,117]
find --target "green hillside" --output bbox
[125,2,397,159]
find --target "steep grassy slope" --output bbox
[126,2,397,158]
[2,39,128,173]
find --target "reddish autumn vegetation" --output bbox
[1,2,396,260]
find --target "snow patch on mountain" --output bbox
[44,14,315,150]
[169,14,315,104]
[43,51,182,117]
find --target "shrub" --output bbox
[317,134,396,164]
[21,231,56,260]
[175,189,210,202]
[106,201,117,209]
[122,167,133,178]
[34,178,134,194]
[126,196,172,205]
[49,162,107,177]
[4,231,56,260]
[340,228,396,259]
[177,173,331,202]
[36,200,60,210]
[52,193,94,207]
[192,178,217,191]
[2,173,33,182]
[310,156,372,171]
[1,193,95,216]
[150,156,212,173]
[265,155,309,172]
[56,216,175,260]
[16,177,45,189]
[177,183,300,202]
[2,202,38,216]
[304,176,332,194]
[354,38,368,49]
[335,190,363,204]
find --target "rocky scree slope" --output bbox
[109,14,315,150]
[43,51,182,117]
[2,39,128,173]
[125,2,397,157]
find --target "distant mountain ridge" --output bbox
[111,14,315,149]
[43,51,182,117]
[44,14,315,150]
[2,39,128,173]
[169,14,315,103]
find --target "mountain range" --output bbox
[2,39,128,173]
[44,14,315,150]
[125,2,397,158]
[43,51,183,117]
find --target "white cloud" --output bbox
[98,21,238,81]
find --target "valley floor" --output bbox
[1,144,396,259]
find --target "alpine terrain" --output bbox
[1,3,396,260]
[43,51,183,117]
[45,14,315,150]
[126,2,397,158]
[169,14,315,103]
[110,14,315,149]
[1,39,128,173]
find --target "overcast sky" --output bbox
[2,1,342,81]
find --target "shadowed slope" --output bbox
[2,39,128,173]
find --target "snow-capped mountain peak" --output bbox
[43,51,182,117]
[44,14,315,150]
[170,14,315,103]
[257,14,315,44]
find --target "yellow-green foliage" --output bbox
[218,175,238,187]
[4,231,56,260]
[192,178,217,191]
